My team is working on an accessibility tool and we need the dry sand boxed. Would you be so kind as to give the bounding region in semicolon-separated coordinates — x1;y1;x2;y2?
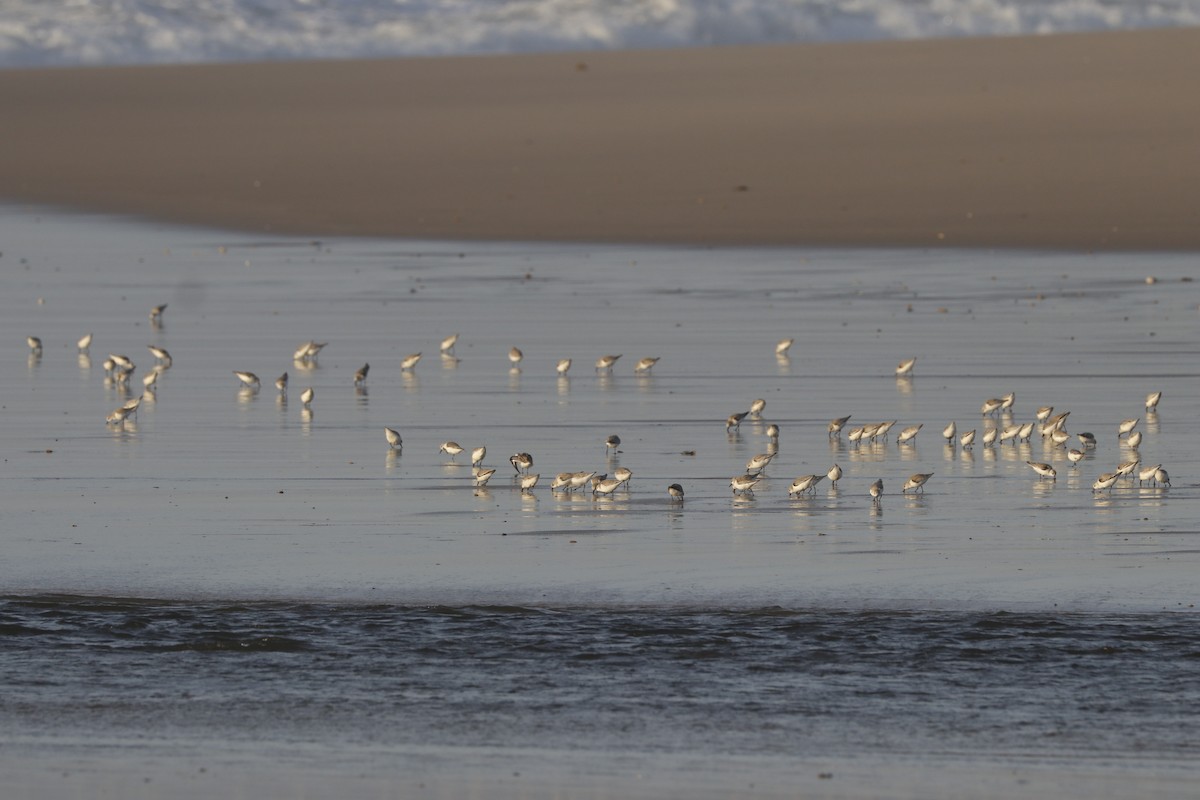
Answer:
2;28;1200;249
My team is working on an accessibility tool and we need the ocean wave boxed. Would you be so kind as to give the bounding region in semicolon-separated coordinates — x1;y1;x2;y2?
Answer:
2;0;1199;68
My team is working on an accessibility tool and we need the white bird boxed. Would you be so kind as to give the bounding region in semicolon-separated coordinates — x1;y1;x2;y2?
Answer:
439;441;465;460
605;434;621;455
592;477;623;496
1117;418;1139;438
730;474;761;495
385;427;403;450
869;478;883;502
27;336;43;354
775;338;794;356
1092;472;1120;492
726;412;749;433
634;357;660;373
1000;392;1015;412
828;415;852;437
827;463;842;487
595;354;622;372
1137;464;1161;485
520;473;540;492
354;363;369;386
440;333;459;354
1035;405;1054;422
77;333;93;352
568;471;598;492
275;372;288;392
471;446;487;467
788;474;824;495
1067;449;1086;468
1145;391;1162;412
474;468;497;487
942;421;957;444
981;398;1004;416
902;473;933;493
234;371;260;389
149;303;167;322
959;429;976;448
147;345;172;365
509;452;533;473
749;398;766;417
745;452;775;475
1027;461;1057;481
556;358;572;375
1078;432;1097;449
896;424;922;444
766;424;780;442
1154;467;1170;487
895;357;916;377
1125;431;1143;449
399;353;422;370
300;387;314;407
614;467;633;487
508;347;523;366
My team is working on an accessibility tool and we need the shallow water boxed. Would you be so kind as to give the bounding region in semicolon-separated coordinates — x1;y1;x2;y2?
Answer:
2;206;1199;795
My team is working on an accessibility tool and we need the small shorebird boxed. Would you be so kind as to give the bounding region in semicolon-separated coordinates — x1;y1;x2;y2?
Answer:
828;415;852;437
293;341;326;361
634;357;659;373
1092;472;1120;492
440;333;459;354
749;398;766;417
1041;411;1071;436
354;364;369;386
846;426;866;444
1066;448;1086;468
1017;421;1036;442
668;483;685;502
1117;418;1139;438
1049;429;1071;447
568;471;597;492
1000;392;1016;412
385;427;403;450
275;372;288;392
1035;405;1054;422
896;424;922;444
1154;467;1170;487
147;345;172;366
234;371;260;389
902;472;933;493
141;371;158;390
520;473;540;493
508;347;523;366
105;406;131;426
873;420;898;440
593;477;623;496
895;357;916;377
1137;463;1161;485
556;358;572;375
775;338;794;356
595;354;622;372
471;446;487;467
788;474;824;495
731;474;761;495
614;467;633;487
1145;391;1162;412
998;424;1021;445
474;468;497;487
300;387;314;407
981;397;1005;416
605;434;621;455
1115;459;1140;479
77;333;93;352
399;353;422;370
439;441;465;460
745;452;775;475
827;463;842;487
766;424;780;443
27;336;42;354
869;478;883;502
726;412;749;433
551;473;572;491
510;452;534;473
149;304;167;323
942;421;957;444
110;353;134;370
122;395;142;418
1078;432;1097;449
1125;431;1143;449
1027;461;1057;481
960;429;976;448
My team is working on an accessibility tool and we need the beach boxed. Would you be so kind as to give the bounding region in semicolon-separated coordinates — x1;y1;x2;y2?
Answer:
3;26;1200;800
3;28;1200;250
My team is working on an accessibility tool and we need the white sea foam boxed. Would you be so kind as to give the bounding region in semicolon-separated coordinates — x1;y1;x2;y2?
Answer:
2;0;1199;68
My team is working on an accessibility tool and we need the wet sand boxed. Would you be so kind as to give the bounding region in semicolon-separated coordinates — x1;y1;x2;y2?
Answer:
3;28;1200;250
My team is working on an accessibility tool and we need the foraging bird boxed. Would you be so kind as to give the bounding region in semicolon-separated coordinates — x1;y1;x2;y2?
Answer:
1145;391;1162;412
667;483;685;502
471;446;487;467
634;357;660;373
77;333;93;352
869;478;884;502
509;347;523;366
605;435;621;455
749;398;766;417
385;427;403;450
828;416;852;437
354;363;369;386
895;357;916;377
474;468;497;487
595;354;622;372
726;412;749;433
730;474;761;495
902;473;934;493
439;441;465;460
520;473;540;493
510;452;534;473
556;358;572;375
959;429;976;448
788;475;824;495
827;463;842;487
1026;461;1057;481
234;371;260;389
943;421;957;444
275;373;288;392
440;333;459;354
300;387;314;407
775;338;794;356
399;353;422;370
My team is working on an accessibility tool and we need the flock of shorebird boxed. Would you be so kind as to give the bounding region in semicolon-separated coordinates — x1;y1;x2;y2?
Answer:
29;323;1171;505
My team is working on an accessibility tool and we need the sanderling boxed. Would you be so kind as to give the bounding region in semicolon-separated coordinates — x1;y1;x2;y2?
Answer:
788;474;824;495
593;477;623;496
942;421;957;444
1050;429;1071;447
731;474;762;495
234;371;261;389
1137;463;1161;485
508;347;523;366
1145;391;1162;412
634;357;660;373
300;387;314;407
605;435;622;455
141;371;158;390
828;416;852;437
981;398;1005;416
471;446;487;467
873;421;898;440
827;463;843;487
1027;461;1057;481
439;441;465;460
1117;418;1139;438
551;473;572;491
745;452;775;475
105;407;130;426
614;467;633;486
556;358;572;375
1115;459;1140;479
275;373;288;392
1035;405;1054;422
776;338;794;356
354;364;369;386
440;333;459;354
149;304;167;323
569;471;598;492
1000;392;1016;412
1066;449;1085;468
749;398;766;417
766;424;780;442
895;357;916;377
1125;431;1143;449
595;354;622;372
869;478;883;502
77;333;93;352
668;483;685;501
1078;432;1097;449
1154;467;1170;487
1017;421;1036;442
474;468;497;487
960;429;976;448
293;341;326;361
399;353;422;370
998;424;1021;445
846;426;866;444
897;424;923;444
27;336;43;355
122;395;142;418
385;427;403;450
147;345;172;366
510;452;534;473
902;472;933;493
726;412;749;433
1092;472;1119;492
520;473;540;492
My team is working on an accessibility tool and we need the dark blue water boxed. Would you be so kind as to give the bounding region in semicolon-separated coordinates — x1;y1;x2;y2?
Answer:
4;595;1197;761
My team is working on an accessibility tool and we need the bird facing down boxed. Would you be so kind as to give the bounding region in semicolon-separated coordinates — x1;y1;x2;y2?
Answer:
788;474;825;495
668;483;685;501
959;429;976;448
730;474;761;495
510;452;534;473
275;373;288;392
1145;391;1162;412
902;473;933;493
439;441;465;460
895;357;916;377
634;357;660;373
726;411;749;433
605;435;621;455
556;358;572;375
749;398;766;417
595;354;622;371
828;415;852;437
869;478;884;502
942;421;957;443
520;473;540;492
300;387;314;407
471;446;487;467
776;338;794;356
827;463;842;486
474;468;497;487
1026;461;1056;481
385;427;403;450
354;363;369;386
509;347;523;365
234;371;260;389
440;333;459;354
399;353;422;370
